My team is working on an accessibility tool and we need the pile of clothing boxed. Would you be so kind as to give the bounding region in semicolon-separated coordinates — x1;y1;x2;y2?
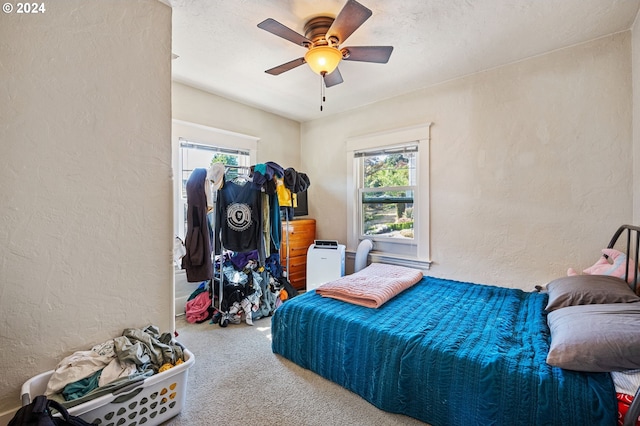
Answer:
45;325;184;408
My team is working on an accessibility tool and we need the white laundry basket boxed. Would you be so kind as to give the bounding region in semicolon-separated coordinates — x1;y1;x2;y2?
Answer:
21;347;194;426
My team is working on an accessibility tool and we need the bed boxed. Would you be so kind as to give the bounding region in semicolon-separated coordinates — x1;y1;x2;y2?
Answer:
271;225;640;426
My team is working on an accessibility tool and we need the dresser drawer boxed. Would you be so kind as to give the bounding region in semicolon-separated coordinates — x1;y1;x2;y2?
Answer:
281;235;314;250
287;255;307;270
285;259;307;290
288;273;306;290
282;225;315;242
282;218;315;234
280;243;312;260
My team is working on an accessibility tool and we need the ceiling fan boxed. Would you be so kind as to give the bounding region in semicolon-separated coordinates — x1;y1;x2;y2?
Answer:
257;0;393;88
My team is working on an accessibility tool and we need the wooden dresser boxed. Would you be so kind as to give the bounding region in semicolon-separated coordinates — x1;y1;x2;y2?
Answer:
280;218;316;291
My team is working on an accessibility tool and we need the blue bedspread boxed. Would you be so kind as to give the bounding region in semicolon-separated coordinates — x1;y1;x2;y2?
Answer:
271;276;616;425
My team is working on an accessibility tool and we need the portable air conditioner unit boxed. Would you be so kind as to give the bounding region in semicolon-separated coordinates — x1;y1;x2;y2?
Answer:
306;240;345;291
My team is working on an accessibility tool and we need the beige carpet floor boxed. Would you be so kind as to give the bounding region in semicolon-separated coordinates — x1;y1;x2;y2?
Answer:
161;315;427;426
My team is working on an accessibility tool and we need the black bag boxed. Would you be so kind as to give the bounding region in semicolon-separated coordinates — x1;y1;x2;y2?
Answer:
277;276;299;299
8;395;96;426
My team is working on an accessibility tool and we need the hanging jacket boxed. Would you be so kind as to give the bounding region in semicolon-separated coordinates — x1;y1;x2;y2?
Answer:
182;168;213;282
284;167;311;193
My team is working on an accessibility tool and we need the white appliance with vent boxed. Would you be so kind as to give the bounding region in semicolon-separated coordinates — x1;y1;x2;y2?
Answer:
306;240;346;291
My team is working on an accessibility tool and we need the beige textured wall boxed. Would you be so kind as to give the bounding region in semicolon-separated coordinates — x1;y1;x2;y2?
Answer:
302;32;633;290
0;0;172;417
172;82;301;168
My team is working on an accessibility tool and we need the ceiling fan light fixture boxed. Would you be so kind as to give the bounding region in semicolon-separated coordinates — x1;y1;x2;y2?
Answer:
304;46;342;75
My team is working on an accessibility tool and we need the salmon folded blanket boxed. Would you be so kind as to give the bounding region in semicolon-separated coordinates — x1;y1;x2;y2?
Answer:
315;262;423;308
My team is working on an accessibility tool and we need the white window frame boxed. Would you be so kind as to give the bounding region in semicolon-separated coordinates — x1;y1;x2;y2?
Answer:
172;120;258;243
356;144;418;243
177;140;251;240
346;123;432;268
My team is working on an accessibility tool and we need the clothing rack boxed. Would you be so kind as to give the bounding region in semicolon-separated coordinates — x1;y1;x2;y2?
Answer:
183;162;306;328
213;164;257;327
220;164;298;282
211;164;281;328
224;164;252;182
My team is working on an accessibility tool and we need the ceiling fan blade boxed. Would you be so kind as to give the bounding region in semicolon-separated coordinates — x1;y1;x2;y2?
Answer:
257;18;311;47
326;0;372;44
323;68;343;87
265;57;306;75
342;46;393;63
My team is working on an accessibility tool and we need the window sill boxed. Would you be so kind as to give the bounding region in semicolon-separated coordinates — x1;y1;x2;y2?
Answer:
359;236;416;245
345;250;431;271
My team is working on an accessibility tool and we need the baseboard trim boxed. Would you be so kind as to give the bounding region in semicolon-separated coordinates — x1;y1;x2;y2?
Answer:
1;407;18;425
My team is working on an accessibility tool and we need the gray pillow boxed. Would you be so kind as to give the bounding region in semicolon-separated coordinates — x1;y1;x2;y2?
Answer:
545;275;639;312
547;303;640;372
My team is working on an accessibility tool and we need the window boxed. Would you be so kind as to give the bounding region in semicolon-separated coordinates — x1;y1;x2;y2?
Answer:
172;120;258;272
357;145;417;240
177;140;250;240
346;123;431;268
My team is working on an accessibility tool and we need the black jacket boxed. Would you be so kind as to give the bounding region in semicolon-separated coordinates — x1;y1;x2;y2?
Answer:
182;168;213;282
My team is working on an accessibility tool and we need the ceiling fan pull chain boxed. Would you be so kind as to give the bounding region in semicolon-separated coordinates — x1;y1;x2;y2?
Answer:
320;73;325;111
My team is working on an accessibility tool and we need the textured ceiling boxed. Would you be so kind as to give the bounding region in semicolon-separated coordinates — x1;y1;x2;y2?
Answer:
170;0;640;123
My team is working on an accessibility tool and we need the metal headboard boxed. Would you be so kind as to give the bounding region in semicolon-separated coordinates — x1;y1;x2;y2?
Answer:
609;225;640;426
606;224;640;294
